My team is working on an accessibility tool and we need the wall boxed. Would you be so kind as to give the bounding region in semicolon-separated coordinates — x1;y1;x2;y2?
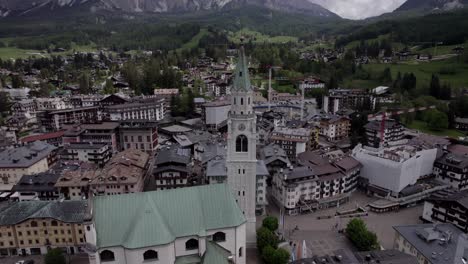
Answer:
205;105;230;125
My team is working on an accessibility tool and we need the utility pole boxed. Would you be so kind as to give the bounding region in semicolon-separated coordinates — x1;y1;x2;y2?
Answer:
268;67;272;111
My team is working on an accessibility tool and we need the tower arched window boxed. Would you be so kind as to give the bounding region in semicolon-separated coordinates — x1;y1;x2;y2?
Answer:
248;97;250;105
241;98;244;105
236;135;248;152
234;97;236;104
100;250;115;262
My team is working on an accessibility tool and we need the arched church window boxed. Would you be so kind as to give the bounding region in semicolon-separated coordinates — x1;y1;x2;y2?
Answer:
241;98;244;105
236;135;248;152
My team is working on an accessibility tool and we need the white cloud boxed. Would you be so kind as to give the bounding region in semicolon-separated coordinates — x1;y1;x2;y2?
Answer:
310;0;407;19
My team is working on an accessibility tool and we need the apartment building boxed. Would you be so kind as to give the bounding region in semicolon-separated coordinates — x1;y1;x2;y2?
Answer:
272;153;361;215
365;119;405;149
118;120;158;153
0;200;87;256
421;190;468;232
105;100;165;121
61;142;112;167
433;152;468;190
319;115;351;142
0;141;57;191
37;107;100;132
393;223;468;264
270;127;311;163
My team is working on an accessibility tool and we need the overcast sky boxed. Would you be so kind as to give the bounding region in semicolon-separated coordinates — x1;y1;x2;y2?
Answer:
310;0;407;19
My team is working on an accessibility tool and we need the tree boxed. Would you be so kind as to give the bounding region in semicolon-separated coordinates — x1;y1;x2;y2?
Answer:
327;76;338;90
346;218;379;251
262;245;290;264
430;74;441;99
257;227;278;252
0;92;11;114
79;73;91;94
11;74;24;88
425;109;449;131
262;216;279;232
44;248;66;264
103;79;116;95
380;67;392;84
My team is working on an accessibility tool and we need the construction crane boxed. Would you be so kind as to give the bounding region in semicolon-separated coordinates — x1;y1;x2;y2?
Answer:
367;105;437;144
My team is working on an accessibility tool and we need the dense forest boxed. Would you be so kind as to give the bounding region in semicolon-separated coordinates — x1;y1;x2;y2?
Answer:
336;9;468;47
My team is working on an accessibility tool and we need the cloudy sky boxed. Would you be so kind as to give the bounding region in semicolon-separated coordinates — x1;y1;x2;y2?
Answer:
310;0;407;19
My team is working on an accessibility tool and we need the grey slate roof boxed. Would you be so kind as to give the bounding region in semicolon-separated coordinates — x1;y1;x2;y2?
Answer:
393;223;468;264
12;172;61;192
155;146;191;166
0;200;88;225
354;249;418;264
0;141;56;168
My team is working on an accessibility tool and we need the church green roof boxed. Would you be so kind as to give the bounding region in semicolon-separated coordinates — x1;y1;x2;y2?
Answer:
93;184;245;249
232;46;252;92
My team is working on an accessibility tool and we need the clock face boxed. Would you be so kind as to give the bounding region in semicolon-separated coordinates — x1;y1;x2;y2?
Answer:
238;124;246;131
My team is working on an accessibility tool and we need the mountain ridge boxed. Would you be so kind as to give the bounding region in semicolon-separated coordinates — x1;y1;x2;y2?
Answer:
395;0;468;12
0;0;339;18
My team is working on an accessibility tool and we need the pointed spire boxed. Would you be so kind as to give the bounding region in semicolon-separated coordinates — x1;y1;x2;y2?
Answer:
233;41;252;92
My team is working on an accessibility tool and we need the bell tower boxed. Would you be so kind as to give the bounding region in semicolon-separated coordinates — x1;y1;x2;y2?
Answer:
226;43;257;245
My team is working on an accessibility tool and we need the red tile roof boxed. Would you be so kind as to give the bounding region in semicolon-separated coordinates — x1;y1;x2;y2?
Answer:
21;130;65;143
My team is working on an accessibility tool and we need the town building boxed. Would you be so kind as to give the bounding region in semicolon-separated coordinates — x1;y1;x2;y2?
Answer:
422;190;468;233
11;171;61;201
119;120;159;153
433;152;468;190
455;117;468;131
0;141;57;191
85;184;246;264
105;100;165;121
21;130;66;147
393;223;468;264
58;149;149;199
323;89;376;114
35;98;69;111
354;250;418;264
353;144;438;196
365;120;405;149
152;146;192;190
79;122;120;153
0;200;87;256
154;88;180;99
271;127;311;163
298;77;325;91
203;100;230;132
61;142;112;167
37;106;100;132
225;46;258;245
319;115;351;142
259;144;291;177
272;153;361;215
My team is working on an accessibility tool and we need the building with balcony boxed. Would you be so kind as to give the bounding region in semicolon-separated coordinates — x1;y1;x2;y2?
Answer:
105;100;165;122
152;146;192;190
61;143;112;167
37;107;100;132
421;190;468;232
0;200;88;256
84;184;246;264
365;119;405;149
433;152;468;191
118;120;158;153
270;127;312;163
0;141;57;191
319;115;351;142
271;153;361;215
11;172;61;201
